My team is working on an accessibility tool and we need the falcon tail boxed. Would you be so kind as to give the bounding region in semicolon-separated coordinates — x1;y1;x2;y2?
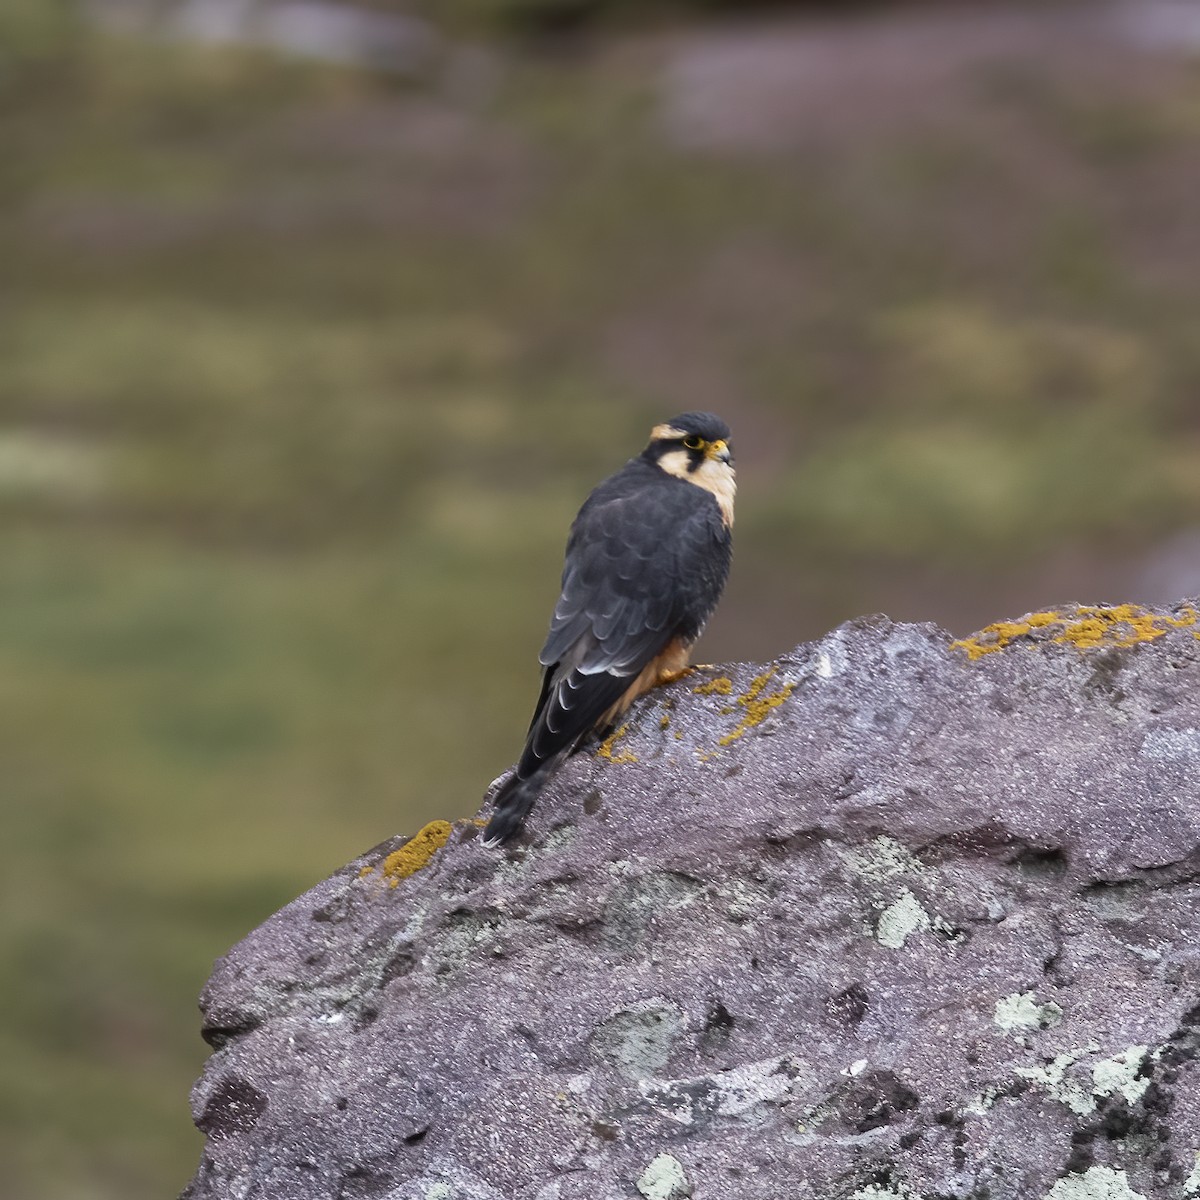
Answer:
480;753;569;847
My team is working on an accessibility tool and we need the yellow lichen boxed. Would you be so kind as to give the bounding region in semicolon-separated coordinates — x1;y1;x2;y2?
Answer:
1024;612;1063;627
950;610;1063;660
951;604;1198;661
377;820;453;887
692;675;734;695
596;723;638;764
659;713;671;730
1059;603;1198;649
716;667;797;747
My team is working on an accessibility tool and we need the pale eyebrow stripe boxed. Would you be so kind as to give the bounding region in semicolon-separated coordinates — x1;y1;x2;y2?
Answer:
650;424;688;441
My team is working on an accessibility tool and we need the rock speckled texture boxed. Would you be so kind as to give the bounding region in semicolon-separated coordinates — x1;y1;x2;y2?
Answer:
184;604;1200;1200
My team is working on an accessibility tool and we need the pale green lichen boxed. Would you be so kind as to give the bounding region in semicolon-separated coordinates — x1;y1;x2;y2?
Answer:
876;889;931;949
1015;1046;1100;1116
636;1154;689;1200
844;836;925;882
994;991;1064;1033
851;1186;921;1200
640;1054;806;1127
593;1002;685;1081
1092;1045;1151;1105
1185;1152;1200;1196
1013;1042;1157;1119
1043;1166;1146;1200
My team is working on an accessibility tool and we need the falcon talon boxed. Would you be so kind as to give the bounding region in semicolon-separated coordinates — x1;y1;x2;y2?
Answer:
481;413;735;846
656;667;694;685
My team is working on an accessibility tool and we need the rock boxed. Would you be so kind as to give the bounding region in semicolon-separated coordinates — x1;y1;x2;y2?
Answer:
183;601;1200;1200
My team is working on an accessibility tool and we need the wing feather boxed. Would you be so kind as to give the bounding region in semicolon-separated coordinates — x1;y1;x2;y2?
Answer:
513;460;730;781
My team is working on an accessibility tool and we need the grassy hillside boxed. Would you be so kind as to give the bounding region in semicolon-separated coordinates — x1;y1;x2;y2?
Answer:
3;7;1200;1196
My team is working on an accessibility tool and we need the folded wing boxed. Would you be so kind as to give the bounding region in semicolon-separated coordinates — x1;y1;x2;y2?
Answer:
516;470;729;778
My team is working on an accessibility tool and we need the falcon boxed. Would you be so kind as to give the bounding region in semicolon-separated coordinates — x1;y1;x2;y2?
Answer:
482;412;735;846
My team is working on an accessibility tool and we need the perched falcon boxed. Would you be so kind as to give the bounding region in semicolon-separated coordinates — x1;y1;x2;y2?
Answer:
483;412;735;846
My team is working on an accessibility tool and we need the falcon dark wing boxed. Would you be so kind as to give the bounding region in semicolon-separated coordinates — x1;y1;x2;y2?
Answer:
483;413;734;846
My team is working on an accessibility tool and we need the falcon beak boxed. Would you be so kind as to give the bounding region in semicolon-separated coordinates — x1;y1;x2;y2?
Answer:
707;439;732;465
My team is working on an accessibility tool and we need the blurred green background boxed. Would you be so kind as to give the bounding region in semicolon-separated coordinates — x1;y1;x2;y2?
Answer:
4;0;1200;1195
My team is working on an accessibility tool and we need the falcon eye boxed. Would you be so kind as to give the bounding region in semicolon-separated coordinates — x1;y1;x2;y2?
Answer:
682;435;705;451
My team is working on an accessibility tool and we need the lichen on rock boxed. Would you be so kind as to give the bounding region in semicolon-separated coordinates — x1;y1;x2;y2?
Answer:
950;602;1199;660
371;819;454;886
874;888;932;949
1043;1166;1146;1200
636;1153;690;1200
994;991;1064;1035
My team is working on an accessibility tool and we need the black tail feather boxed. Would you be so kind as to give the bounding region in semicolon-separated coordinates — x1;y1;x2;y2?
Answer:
481;774;538;846
481;752;569;846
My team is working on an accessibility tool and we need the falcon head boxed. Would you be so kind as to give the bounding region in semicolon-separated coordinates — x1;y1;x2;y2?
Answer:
645;412;733;471
643;411;736;524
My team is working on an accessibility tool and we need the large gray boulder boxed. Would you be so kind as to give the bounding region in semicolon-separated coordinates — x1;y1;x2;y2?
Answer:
182;602;1200;1200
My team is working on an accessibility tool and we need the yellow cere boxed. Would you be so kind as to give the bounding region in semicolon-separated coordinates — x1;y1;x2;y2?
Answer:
368;820;453;887
950;604;1199;662
596;723;638;764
